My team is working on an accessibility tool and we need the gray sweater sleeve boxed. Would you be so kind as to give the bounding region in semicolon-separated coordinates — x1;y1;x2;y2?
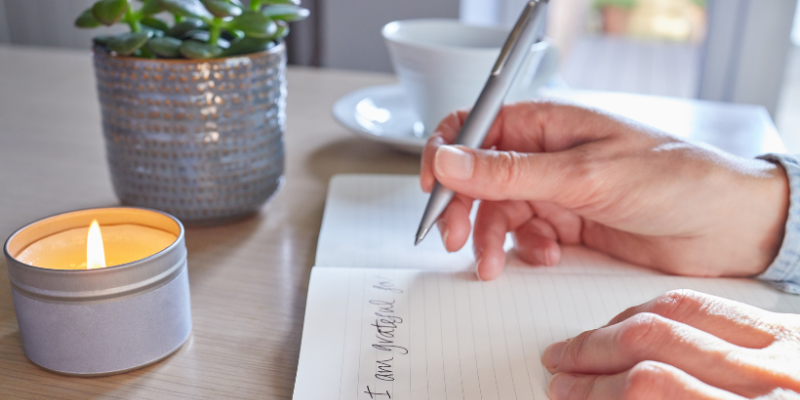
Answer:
756;154;800;294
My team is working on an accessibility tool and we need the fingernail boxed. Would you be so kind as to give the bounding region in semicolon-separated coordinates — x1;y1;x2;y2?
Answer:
542;341;567;370
435;145;474;181
548;373;576;400
437;220;450;251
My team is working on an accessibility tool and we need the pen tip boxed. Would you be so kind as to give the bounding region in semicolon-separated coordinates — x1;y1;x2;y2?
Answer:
414;226;429;246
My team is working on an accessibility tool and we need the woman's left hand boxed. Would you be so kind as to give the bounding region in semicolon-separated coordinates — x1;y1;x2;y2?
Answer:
543;289;800;400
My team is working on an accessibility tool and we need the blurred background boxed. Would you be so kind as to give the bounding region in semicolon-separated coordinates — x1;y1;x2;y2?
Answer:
0;0;798;151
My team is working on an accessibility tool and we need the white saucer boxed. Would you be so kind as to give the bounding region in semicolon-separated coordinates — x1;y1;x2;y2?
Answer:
332;84;427;154
331;82;551;154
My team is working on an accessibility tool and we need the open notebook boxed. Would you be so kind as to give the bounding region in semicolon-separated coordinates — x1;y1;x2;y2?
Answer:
294;174;800;400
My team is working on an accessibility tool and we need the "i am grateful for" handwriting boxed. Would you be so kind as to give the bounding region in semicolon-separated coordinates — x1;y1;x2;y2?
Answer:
369;277;408;383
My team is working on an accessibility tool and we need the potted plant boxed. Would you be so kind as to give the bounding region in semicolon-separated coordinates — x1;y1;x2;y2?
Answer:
76;0;308;225
593;0;637;35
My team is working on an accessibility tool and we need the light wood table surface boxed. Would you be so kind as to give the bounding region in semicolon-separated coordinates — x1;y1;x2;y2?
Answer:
0;45;417;400
0;45;785;399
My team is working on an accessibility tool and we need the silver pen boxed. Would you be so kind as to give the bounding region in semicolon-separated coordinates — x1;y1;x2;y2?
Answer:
415;0;549;245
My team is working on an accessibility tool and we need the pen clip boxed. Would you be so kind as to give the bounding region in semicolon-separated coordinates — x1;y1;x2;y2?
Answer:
491;0;541;76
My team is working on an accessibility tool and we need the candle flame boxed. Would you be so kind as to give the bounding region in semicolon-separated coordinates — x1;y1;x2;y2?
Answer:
86;219;106;269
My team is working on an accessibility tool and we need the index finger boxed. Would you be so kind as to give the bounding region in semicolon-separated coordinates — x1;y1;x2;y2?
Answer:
421;102;626;193
541;313;764;397
605;290;776;349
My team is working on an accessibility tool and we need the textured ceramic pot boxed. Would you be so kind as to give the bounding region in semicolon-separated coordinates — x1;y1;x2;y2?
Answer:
93;43;287;226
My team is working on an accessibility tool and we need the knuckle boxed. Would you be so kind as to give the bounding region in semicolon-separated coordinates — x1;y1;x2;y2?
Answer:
773;316;800;342
489;150;527;191
624;361;677;400
617;313;669;357
568;150;603;185
559;150;607;207
651;289;704;320
562;330;597;369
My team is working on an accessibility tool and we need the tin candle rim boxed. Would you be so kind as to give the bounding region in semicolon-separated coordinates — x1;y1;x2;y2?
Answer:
4;207;186;301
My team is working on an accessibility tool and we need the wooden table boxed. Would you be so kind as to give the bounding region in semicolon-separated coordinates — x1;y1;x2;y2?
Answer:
0;45;785;399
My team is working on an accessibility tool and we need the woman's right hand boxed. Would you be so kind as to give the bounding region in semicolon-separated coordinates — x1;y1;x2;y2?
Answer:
420;102;789;281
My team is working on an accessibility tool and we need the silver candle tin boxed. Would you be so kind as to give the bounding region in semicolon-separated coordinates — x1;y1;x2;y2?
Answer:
3;207;192;376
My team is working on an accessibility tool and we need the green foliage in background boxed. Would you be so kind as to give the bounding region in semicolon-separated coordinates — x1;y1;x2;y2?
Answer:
76;0;309;59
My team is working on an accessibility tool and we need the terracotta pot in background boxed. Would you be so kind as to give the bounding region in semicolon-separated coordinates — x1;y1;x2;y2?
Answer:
601;6;631;35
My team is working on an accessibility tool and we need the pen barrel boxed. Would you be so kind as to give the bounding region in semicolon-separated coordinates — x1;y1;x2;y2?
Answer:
455;0;548;149
418;182;455;237
416;1;548;244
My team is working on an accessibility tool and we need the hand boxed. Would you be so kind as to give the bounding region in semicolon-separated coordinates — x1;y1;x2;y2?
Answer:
420;102;790;281
541;290;800;399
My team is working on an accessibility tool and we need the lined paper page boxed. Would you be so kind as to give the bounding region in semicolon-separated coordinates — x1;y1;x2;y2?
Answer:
294;266;800;400
316;174;656;275
315;174;477;270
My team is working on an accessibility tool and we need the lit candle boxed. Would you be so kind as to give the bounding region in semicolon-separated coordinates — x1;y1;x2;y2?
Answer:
4;207;192;376
14;220;177;270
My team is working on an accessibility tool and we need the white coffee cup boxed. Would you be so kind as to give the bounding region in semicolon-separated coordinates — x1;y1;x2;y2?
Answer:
382;19;559;135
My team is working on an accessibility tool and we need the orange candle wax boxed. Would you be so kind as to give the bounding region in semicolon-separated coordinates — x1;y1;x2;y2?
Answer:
16;223;177;270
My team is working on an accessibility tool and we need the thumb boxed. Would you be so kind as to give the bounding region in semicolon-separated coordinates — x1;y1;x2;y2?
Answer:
433;145;585;205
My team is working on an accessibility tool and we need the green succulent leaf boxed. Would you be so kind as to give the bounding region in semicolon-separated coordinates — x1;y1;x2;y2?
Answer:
142;25;166;37
201;0;243;18
264;0;300;5
221;29;245;41
273;19;289;39
92;0;129;26
165;18;207;38
228;10;277;39
159;0;213;21
146;36;183;57
188;30;231;48
92;35;115;46
75;8;101;28
82;0;306;58
141;16;170;31
261;4;308;21
139;0;166;15
107;31;153;55
221;36;275;57
179;40;223;58
138;46;158;58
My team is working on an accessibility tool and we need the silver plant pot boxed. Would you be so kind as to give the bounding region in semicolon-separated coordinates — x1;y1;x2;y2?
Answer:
93;43;287;226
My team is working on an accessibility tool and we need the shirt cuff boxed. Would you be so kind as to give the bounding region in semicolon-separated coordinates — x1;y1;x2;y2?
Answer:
756;153;800;294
